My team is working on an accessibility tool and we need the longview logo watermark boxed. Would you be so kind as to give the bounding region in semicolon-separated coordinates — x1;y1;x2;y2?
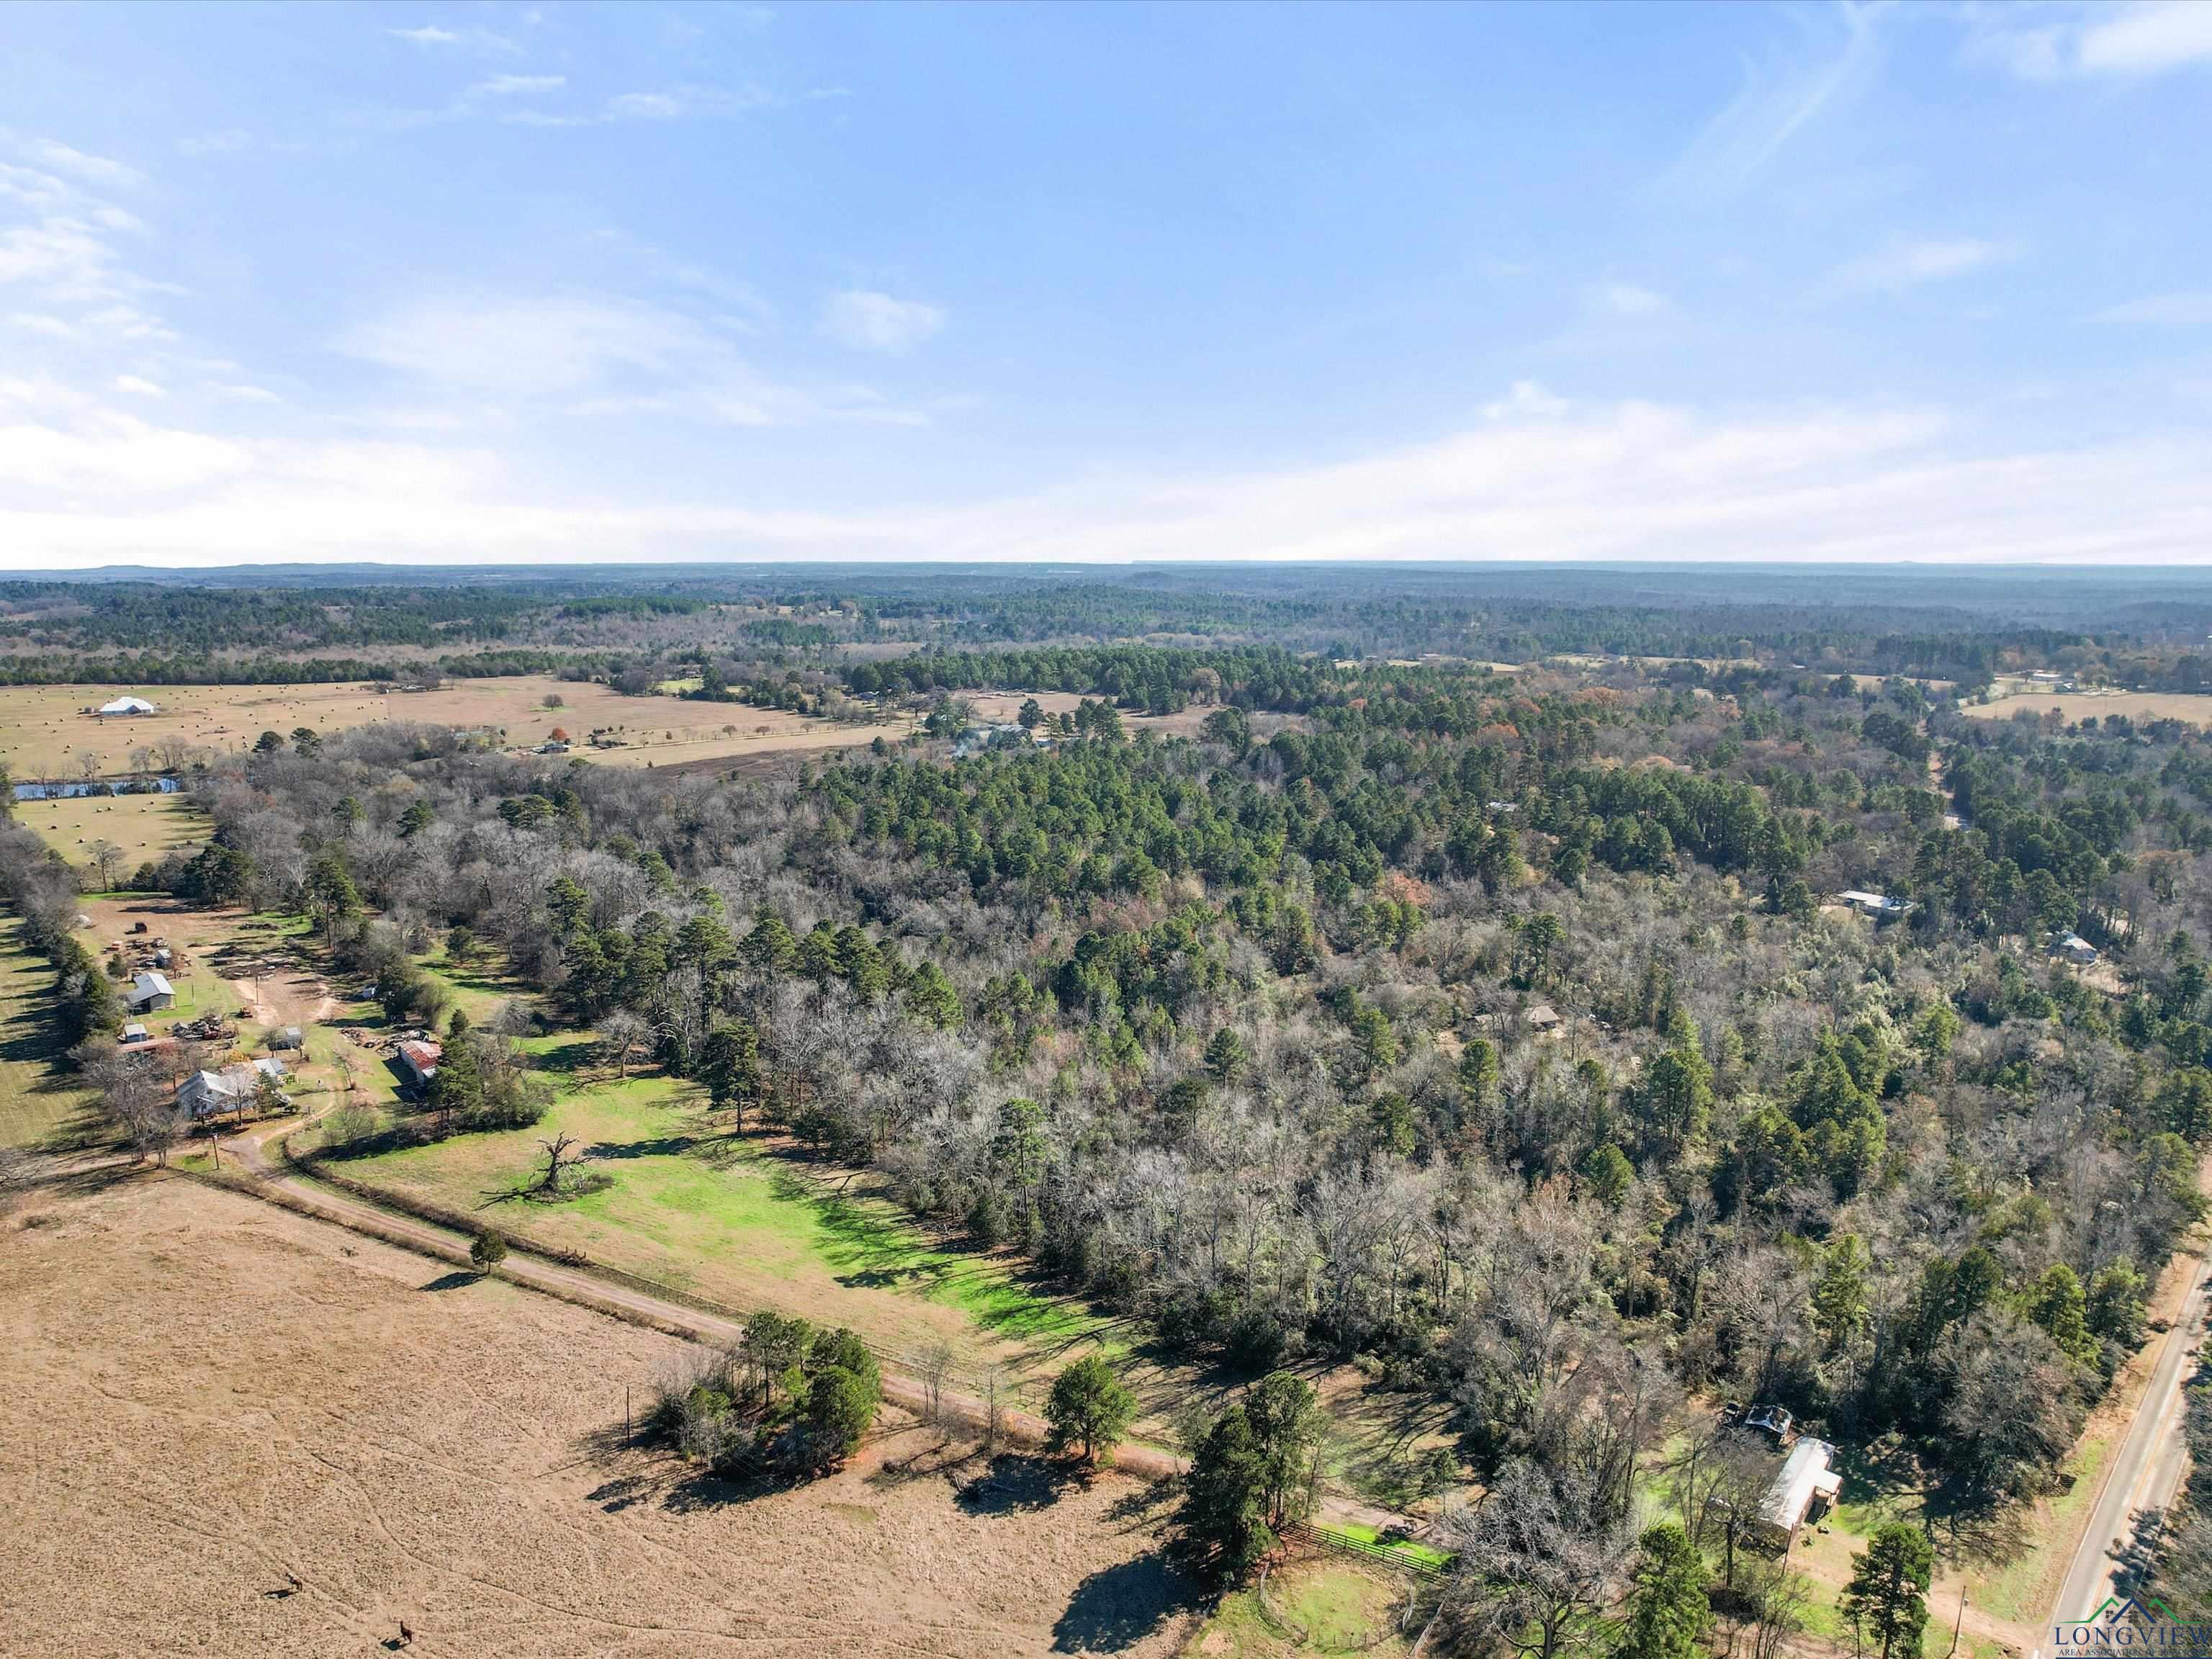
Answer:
2052;1595;2212;1655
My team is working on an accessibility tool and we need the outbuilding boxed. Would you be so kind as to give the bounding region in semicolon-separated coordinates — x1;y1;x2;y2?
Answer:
2053;930;2100;966
1753;1437;1842;1549
397;1038;443;1087
127;971;175;1012
96;696;158;718
1838;890;1909;922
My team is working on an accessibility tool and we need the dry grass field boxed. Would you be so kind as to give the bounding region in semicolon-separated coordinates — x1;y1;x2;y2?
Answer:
0;678;1216;782
0;1173;1200;1659
0;677;891;779
1965;690;2212;727
14;792;210;878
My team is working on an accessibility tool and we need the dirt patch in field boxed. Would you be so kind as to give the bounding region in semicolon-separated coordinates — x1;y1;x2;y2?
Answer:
0;1173;1199;1658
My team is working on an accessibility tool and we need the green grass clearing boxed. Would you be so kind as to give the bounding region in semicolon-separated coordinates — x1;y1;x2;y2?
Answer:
315;1067;1127;1406
0;920;104;1151
1187;1560;1412;1656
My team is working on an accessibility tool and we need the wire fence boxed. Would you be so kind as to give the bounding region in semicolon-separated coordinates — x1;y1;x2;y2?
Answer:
282;1135;1064;1416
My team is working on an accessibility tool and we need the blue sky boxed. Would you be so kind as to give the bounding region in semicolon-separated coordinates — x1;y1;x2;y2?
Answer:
1;1;2210;567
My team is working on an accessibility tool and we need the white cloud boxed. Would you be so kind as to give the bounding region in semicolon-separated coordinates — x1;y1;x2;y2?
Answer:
217;383;283;404
387;24;462;47
1975;2;2212;79
473;73;565;97
821;289;945;353
1593;282;1670;318
1831;238;2013;293
6;387;2211;569
114;374;164;397
606;91;685;121
18;140;143;190
2098;292;2212;328
0;391;249;496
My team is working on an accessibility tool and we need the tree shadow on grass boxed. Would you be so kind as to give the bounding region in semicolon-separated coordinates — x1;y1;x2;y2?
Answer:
1051;1552;1200;1653
588;1134;698;1161
529;1038;600;1076
418;1270;477;1292
954;1454;1073;1515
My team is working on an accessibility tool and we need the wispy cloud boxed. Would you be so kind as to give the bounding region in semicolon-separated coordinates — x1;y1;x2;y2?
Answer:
17;138;143;190
176;129;251;157
822;289;945;353
1663;4;1882;199
1592;282;1671;318
2097;292;2212;327
340;289;922;425
114;374;164;397
1830;237;2015;294
387;24;462;48
1974;1;2212;80
472;73;565;98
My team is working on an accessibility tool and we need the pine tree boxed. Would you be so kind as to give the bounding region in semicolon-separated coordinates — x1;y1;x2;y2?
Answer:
1172;1405;1273;1583
1043;1356;1138;1466
1614;1522;1709;1659
1841;1524;1933;1659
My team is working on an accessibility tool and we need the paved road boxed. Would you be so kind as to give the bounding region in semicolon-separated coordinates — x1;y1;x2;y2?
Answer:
2033;1232;2212;1657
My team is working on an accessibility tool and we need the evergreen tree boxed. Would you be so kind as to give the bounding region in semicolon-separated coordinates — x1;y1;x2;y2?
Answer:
1841;1524;1933;1659
1043;1356;1138;1466
1172;1405;1273;1583
1614;1522;1709;1659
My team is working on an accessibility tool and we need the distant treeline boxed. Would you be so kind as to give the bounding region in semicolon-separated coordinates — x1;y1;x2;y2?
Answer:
0;649;593;686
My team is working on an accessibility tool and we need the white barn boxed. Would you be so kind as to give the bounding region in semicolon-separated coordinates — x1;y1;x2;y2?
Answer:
96;696;158;718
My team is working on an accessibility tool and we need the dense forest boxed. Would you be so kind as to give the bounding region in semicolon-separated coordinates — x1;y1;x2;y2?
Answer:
15;564;2212;691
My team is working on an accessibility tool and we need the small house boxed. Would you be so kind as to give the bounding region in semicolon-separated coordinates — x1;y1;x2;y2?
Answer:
176;1057;286;1120
120;1022;150;1046
96;695;158;718
269;1025;305;1051
128;971;175;1012
397;1038;443;1087
1838;890;1908;922
1753;1437;1841;1549
1525;1003;1563;1033
2053;931;2100;966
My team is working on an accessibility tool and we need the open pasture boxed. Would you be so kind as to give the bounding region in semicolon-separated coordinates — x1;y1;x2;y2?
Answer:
14;791;209;877
1965;689;2212;727
0;1173;1197;1658
0;677;891;780
0;677;1217;784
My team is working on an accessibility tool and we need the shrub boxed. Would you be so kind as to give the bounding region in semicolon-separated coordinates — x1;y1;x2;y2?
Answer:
469;1227;508;1272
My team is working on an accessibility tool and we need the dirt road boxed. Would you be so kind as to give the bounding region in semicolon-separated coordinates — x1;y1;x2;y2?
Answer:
2033;1231;2212;1656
